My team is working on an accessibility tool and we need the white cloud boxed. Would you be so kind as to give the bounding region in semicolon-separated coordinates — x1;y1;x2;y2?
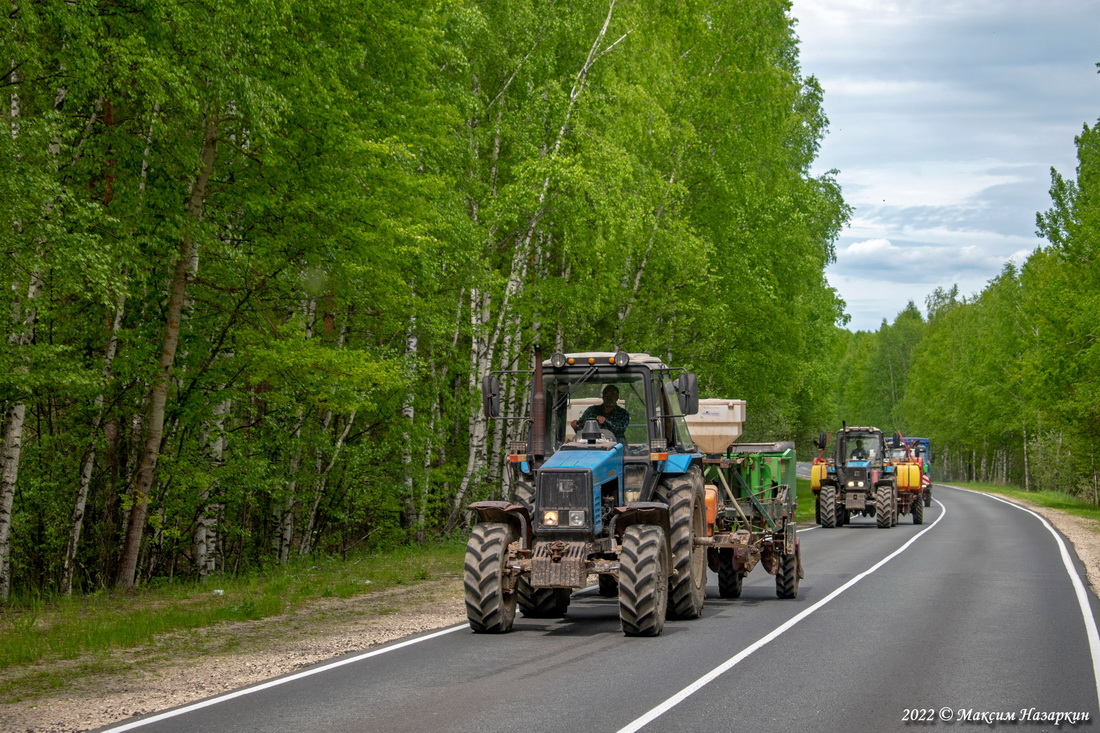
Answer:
788;0;1100;331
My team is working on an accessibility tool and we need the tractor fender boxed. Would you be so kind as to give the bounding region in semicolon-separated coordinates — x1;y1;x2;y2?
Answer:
468;500;532;549
658;453;700;476
609;501;671;539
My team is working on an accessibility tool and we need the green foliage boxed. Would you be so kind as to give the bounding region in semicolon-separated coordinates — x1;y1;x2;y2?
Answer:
1;0;851;594
829;117;1100;503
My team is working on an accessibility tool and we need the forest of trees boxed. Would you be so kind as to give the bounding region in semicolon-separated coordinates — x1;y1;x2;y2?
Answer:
832;116;1099;502
0;1;851;596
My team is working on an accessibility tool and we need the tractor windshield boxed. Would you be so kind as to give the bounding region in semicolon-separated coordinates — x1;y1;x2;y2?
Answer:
544;372;649;452
841;431;879;463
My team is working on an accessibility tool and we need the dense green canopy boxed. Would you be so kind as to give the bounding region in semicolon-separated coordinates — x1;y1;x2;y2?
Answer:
0;0;851;594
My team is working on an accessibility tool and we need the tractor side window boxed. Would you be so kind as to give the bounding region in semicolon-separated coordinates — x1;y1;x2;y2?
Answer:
659;374;694;451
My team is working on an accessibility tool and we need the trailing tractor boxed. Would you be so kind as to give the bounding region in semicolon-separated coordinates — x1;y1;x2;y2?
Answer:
466;348;708;636
904;437;934;507
811;426;901;528
888;434;932;523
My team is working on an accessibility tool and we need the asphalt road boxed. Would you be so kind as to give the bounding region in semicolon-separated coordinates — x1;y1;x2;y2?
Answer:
101;485;1100;733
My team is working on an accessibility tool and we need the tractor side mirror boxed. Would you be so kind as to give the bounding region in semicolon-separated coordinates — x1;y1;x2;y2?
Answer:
675;372;699;415
481;375;501;418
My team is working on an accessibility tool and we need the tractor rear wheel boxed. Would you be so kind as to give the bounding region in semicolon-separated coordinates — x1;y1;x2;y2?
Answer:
656;471;707;620
912;494;925;524
597;574;618;597
618;524;669;636
464;523;517;633
875;486;892;528
512;478;535;514
776;541;801;599
819;485;837;528
717;549;744;598
516;577;570;618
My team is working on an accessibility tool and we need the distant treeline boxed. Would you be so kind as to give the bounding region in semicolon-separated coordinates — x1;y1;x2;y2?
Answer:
831;118;1099;502
0;1;849;596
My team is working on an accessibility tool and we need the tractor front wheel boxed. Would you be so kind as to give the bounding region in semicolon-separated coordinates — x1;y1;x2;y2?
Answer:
464;523;518;633
819;485;837;528
618;524;669;636
875;486;893;528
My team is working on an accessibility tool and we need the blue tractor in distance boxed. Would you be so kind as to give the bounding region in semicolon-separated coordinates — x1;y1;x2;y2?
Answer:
467;347;707;636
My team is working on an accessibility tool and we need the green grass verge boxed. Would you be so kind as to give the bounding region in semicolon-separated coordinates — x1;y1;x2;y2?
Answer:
795;477;816;523
944;481;1100;524
0;540;465;674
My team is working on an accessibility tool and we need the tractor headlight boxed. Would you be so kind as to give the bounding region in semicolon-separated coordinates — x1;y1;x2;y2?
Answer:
568;511;586;527
857;481;865;487
847;481;855;487
550;352;567;368
542;510;559;526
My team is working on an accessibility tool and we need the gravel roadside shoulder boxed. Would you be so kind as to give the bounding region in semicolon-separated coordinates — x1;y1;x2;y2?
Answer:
3;490;1097;733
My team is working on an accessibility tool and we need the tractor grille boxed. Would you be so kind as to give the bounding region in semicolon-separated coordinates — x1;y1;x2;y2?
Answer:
538;470;591;510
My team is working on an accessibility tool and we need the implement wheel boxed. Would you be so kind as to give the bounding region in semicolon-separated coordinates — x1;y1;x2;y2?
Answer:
776;541;801;599
597;574;618;597
464;523;517;633
912;494;925;524
717;549;744;598
516;577;570;618
656;470;707;620
819;485;837;528
619;524;669;636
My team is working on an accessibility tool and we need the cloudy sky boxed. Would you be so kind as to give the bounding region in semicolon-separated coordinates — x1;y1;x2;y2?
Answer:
790;0;1100;331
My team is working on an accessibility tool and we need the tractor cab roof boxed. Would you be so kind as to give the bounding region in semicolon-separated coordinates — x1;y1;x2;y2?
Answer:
542;351;671;371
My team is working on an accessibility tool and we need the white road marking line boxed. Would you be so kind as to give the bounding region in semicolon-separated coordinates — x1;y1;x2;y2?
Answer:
100;624;468;732
944;484;1100;710
617;499;948;733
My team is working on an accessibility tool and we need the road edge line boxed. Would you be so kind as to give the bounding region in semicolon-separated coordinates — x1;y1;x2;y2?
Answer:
942;484;1100;711
616;499;948;733
99;624;468;732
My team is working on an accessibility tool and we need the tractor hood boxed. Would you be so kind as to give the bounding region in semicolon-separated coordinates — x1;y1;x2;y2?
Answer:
542;441;623;486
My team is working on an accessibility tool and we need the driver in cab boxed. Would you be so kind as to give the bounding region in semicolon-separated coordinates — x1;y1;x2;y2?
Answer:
849;439;869;461
571;385;629;444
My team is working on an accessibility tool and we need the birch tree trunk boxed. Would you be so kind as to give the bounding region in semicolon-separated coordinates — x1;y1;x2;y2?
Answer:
61;293;125;594
446;4;630;531
299;410;356;556
194;397;229;579
115;117;218;589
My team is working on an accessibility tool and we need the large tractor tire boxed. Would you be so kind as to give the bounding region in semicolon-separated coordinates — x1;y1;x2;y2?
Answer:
512;478;535;514
912;494;925;524
618;524;669;636
597;574;619;597
516;577;571;618
464;522;518;633
656;470;707;620
776;540;801;599
875;485;893;528
818;485;837;528
717;549;744;598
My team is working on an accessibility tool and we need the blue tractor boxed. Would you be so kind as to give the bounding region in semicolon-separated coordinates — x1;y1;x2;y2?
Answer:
467;348;707;636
